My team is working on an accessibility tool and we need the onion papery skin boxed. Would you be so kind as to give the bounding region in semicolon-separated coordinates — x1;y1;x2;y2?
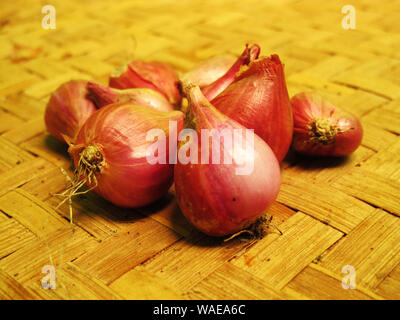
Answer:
69;103;184;208
201;44;261;101
291;92;363;157
44;80;97;143
109;61;181;107
87;81;174;112
210;55;293;163
180;54;237;88
174;85;281;237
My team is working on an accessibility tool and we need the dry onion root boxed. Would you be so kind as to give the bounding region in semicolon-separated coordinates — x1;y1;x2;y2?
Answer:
223;215;283;242
52;147;103;224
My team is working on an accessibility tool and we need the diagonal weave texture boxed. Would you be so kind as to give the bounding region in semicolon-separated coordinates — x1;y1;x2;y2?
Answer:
0;0;400;300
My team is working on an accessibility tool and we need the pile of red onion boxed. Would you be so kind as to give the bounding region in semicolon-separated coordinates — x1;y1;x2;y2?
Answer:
44;43;363;237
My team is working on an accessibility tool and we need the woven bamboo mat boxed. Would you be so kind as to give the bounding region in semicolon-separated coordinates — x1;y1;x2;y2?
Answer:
0;0;400;300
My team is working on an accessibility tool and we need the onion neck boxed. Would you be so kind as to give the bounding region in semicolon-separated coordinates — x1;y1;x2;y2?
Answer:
182;83;201;129
202;44;260;101
308;118;337;145
183;83;223;130
87;82;117;108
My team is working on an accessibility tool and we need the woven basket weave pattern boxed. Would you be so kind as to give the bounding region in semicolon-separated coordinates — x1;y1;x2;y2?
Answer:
0;0;399;300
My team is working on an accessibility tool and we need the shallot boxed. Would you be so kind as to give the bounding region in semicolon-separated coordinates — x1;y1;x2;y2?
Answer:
291;92;363;156
174;84;281;237
211;54;293;162
68;103;184;208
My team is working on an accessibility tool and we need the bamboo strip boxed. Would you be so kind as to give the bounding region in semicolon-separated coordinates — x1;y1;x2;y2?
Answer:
230;212;343;289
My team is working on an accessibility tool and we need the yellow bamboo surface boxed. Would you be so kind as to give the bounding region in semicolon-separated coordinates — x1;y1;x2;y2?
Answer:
0;0;400;300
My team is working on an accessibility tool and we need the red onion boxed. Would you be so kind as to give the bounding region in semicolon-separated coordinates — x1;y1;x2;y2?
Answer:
44;80;97;143
201;44;260;101
291;92;363;156
68;103;184;207
87;81;174;112
210;54;293;162
109;61;181;106
180;53;237;88
174;84;281;237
